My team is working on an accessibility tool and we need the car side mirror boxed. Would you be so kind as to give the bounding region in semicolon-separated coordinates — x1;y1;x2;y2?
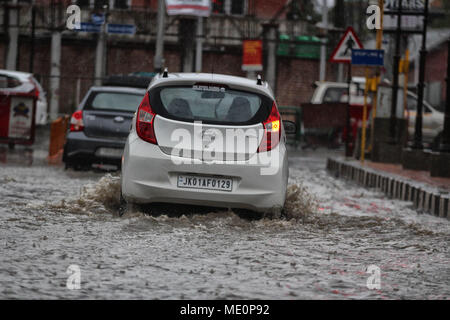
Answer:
283;120;296;135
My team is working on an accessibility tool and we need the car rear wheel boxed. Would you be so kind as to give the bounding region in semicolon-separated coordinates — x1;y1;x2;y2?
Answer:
119;189;128;217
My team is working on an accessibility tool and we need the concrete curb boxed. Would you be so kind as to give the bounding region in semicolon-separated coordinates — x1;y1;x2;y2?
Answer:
326;158;450;219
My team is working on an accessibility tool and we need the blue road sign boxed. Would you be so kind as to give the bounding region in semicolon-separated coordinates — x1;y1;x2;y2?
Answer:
91;14;105;25
76;22;101;33
75;23;136;35
107;24;136;35
351;49;384;67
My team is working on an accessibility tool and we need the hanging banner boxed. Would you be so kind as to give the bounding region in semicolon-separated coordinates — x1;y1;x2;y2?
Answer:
242;40;263;72
165;0;211;17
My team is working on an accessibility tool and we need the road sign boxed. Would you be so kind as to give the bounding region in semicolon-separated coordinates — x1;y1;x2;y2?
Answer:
77;22;101;33
330;27;363;63
91;13;105;25
107;24;136;35
351;49;384;67
75;23;136;35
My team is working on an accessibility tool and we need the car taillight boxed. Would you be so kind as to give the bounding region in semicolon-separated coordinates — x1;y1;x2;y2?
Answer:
28;77;40;98
70;110;84;132
136;92;157;145
257;102;281;153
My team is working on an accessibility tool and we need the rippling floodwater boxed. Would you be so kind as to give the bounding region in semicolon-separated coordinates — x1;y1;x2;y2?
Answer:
0;141;449;299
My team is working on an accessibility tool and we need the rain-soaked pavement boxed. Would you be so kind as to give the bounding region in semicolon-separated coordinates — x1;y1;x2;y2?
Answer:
0;127;449;299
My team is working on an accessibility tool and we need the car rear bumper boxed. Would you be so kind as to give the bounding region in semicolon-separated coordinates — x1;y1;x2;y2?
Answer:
121;134;289;212
63;131;126;165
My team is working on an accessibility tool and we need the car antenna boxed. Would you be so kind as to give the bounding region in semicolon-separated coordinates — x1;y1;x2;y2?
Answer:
256;74;263;85
162;67;168;78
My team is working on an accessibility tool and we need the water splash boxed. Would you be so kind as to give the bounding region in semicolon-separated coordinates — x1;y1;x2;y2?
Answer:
48;174;121;215
283;184;318;220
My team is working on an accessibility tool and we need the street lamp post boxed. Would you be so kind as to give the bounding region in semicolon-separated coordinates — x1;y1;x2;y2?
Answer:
389;0;402;143
412;0;429;150
441;37;450;152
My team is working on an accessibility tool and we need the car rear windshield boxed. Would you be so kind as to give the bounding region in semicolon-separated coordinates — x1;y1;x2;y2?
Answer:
84;91;144;112
149;85;272;125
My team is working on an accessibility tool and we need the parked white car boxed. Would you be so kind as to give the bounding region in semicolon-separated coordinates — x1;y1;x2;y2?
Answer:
0;69;48;125
404;91;444;145
311;79;371;106
120;72;295;216
311;80;444;145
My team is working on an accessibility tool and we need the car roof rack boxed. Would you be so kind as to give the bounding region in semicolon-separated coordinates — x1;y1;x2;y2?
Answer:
162;68;168;78
102;74;154;89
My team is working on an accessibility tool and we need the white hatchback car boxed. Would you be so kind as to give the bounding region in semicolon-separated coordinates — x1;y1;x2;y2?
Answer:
120;72;295;215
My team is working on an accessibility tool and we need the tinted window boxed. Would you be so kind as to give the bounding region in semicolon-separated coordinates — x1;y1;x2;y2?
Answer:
407;96;432;113
151;85;271;125
323;88;347;103
85;92;143;112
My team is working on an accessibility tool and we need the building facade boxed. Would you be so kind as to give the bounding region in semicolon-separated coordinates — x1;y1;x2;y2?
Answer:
0;0;334;114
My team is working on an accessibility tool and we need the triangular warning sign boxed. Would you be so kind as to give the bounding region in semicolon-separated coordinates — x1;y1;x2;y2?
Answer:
330;27;363;63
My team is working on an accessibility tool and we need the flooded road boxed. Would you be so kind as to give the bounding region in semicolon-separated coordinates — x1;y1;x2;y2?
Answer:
0;132;449;299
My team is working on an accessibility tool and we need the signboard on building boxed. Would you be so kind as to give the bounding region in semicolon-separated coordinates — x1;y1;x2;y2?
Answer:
383;0;425;31
242;40;263;71
165;0;211;17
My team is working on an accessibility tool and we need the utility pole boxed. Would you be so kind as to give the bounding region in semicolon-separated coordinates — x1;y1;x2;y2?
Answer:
49;0;61;120
335;0;344;82
319;0;328;81
345;61;352;157
369;0;384;153
154;0;166;73
180;18;196;72
412;0;430;150
95;5;109;86
263;23;278;92
195;17;203;73
389;0;402;143
6;0;19;70
29;4;36;73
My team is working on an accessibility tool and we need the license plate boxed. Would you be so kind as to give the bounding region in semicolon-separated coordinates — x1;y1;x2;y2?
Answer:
95;147;123;158
177;175;233;192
